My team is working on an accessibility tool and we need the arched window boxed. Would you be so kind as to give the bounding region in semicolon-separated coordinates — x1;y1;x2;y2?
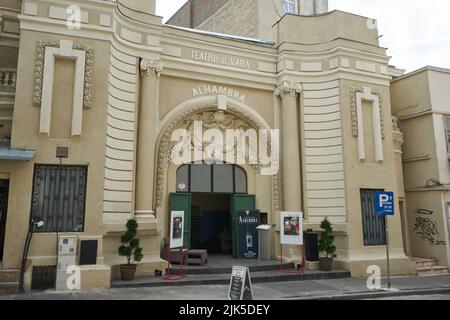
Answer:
176;163;247;194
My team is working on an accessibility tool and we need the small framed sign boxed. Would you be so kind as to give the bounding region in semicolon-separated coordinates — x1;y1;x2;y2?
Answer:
170;211;184;249
228;266;254;300
280;212;303;245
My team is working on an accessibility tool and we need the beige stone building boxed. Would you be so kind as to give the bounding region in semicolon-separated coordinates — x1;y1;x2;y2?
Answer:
391;66;450;272
0;0;417;291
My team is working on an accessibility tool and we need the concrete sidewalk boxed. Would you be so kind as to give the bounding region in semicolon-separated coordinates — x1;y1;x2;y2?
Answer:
1;274;449;300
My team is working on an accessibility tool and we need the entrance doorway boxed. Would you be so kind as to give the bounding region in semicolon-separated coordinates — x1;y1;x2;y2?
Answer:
0;179;9;261
191;193;232;254
170;163;257;258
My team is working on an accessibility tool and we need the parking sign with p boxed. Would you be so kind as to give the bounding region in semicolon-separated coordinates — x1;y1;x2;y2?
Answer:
375;192;395;216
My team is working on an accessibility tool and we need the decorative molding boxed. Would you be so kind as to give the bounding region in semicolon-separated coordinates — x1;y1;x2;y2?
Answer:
392;115;400;131
275;81;302;99
350;87;385;139
0;68;16;92
33;40;94;107
155;104;279;210
350;86;384;162
140;59;163;77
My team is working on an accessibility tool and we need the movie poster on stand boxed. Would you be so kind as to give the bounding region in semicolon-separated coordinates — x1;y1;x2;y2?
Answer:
170;211;184;249
280;212;303;245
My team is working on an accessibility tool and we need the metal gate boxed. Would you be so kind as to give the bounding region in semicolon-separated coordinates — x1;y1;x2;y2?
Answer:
360;189;386;246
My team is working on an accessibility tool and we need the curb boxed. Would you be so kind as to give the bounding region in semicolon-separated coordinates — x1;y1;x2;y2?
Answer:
293;287;450;300
111;271;351;289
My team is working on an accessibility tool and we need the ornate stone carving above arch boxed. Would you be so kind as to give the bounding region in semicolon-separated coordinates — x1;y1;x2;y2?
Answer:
155;98;280;211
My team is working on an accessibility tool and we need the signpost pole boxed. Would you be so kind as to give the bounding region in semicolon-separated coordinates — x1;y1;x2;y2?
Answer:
375;192;395;291
385;215;391;290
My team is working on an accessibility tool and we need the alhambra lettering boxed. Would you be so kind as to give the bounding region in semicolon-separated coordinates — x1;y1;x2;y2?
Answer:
193;85;246;103
239;216;258;224
191;50;251;69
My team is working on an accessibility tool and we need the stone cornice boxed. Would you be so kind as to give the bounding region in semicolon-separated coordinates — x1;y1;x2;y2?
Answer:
140;59;163;77
275;81;302;98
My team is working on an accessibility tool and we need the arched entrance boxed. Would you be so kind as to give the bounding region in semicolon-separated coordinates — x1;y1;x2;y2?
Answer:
155;97;279;259
173;162;250;255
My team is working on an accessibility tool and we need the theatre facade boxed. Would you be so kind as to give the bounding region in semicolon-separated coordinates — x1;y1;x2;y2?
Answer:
0;0;417;290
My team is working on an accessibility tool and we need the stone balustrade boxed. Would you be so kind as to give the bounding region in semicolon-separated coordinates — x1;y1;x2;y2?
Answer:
0;68;17;92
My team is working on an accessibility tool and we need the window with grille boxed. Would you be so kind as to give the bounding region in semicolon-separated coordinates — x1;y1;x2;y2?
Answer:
360;189;386;246
31;165;87;233
283;0;296;13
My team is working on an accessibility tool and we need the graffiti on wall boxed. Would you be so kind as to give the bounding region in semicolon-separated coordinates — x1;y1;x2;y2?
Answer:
414;217;446;246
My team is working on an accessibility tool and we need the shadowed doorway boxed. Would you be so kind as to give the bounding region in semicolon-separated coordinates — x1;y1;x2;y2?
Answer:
174;163;251;256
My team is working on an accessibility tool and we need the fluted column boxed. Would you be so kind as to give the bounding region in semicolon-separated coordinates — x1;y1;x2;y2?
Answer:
134;59;163;227
276;81;303;212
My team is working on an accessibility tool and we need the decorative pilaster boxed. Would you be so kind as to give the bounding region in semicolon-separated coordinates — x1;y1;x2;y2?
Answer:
276;81;303;212
275;81;302;99
139;59;163;77
134;59;163;229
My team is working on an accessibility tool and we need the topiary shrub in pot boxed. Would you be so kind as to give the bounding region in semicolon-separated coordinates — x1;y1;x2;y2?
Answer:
318;218;337;271
118;219;144;281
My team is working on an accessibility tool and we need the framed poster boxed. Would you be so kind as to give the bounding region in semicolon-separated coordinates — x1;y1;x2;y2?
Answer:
170;211;184;249
280;212;303;245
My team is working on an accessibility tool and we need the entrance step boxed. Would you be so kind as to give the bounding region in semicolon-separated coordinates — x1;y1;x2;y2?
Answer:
0;282;19;295
412;257;449;276
0;269;20;283
167;262;296;275
417;266;450;276
111;269;351;289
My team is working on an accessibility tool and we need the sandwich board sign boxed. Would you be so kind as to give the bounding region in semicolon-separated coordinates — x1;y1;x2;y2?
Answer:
228;266;254;300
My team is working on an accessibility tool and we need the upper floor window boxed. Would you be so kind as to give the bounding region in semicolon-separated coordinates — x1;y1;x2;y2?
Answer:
283;0;297;14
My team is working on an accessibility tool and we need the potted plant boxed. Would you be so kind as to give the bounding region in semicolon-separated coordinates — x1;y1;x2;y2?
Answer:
318;218;337;271
118;219;144;281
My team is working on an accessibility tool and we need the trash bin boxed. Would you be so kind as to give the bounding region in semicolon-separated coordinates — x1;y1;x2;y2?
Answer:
256;225;273;260
304;230;319;262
